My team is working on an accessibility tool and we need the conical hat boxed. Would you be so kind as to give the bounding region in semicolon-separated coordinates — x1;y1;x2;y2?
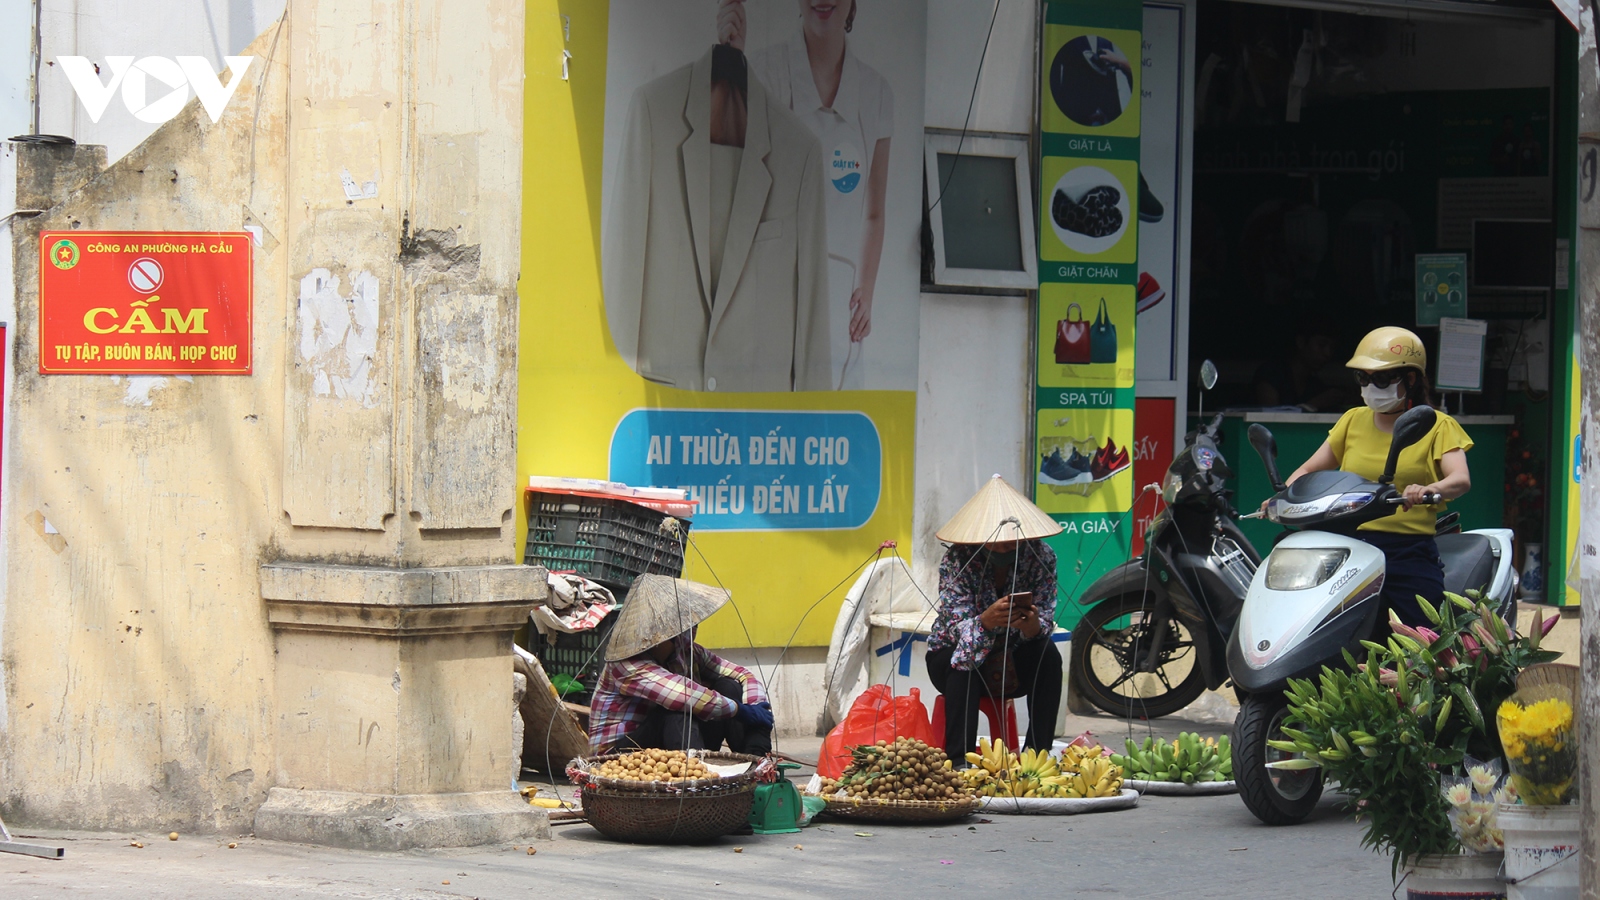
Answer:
605;574;730;661
936;474;1062;544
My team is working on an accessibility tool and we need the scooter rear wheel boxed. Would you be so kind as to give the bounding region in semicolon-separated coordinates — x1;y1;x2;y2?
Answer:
1069;593;1205;719
1234;693;1322;825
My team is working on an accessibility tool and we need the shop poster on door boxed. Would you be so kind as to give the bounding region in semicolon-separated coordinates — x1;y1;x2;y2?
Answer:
1036;0;1142;618
516;1;928;648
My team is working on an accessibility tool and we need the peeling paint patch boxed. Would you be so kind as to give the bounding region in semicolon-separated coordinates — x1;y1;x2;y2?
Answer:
109;374;179;406
26;511;66;554
297;268;380;407
422;296;496;413
340;168;379;201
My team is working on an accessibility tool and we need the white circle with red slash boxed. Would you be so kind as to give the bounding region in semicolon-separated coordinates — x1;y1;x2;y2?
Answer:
128;257;164;294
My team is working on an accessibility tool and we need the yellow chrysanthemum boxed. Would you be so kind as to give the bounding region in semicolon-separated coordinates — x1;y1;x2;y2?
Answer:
1517;699;1573;740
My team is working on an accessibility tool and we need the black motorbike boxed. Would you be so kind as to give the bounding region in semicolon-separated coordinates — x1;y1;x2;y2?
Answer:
1067;413;1259;718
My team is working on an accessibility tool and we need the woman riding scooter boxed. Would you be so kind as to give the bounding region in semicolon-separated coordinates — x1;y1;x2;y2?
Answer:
1273;326;1472;627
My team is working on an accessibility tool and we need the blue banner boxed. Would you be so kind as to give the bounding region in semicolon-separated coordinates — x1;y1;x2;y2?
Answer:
609;409;882;531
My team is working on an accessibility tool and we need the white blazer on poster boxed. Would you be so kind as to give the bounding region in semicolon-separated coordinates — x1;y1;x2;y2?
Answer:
603;47;833;393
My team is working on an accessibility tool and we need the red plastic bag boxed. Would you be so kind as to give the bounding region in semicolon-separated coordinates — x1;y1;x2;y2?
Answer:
817;685;938;778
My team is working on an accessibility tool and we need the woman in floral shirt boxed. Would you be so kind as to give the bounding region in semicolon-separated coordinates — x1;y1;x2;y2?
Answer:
925;476;1063;761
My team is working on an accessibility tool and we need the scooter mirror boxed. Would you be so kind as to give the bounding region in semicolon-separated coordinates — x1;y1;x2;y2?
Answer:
1199;359;1219;392
1380;405;1438;485
1247;423;1285;491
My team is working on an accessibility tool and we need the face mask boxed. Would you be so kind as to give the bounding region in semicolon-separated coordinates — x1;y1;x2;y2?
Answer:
1362;382;1405;413
986;548;1018;570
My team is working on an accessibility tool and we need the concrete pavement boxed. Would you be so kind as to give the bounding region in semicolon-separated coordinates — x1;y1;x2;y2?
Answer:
3;705;1407;898
5;791;1395;898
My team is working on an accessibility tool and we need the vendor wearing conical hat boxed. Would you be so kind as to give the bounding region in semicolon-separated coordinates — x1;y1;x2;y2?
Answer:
926;475;1064;761
588;575;774;755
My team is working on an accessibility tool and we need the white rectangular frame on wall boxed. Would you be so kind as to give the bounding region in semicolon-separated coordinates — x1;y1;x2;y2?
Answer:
922;131;1039;291
1135;0;1197;450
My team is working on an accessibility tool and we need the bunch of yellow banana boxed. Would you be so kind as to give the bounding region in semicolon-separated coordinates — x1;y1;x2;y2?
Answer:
1058;743;1104;771
959;739;1124;799
964;736;1017;777
1056;752;1123;799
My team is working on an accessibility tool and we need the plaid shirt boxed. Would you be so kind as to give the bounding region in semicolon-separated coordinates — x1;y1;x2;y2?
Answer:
588;634;767;752
927;540;1058;671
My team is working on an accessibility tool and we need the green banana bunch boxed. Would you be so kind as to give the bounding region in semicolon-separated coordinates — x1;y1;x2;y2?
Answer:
1109;732;1233;783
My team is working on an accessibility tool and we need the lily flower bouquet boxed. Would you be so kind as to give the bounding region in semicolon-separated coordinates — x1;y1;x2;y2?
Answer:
1265;591;1559;876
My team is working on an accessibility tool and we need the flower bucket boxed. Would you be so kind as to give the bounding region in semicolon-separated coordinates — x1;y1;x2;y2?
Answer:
1498;803;1579;900
1403;853;1505;900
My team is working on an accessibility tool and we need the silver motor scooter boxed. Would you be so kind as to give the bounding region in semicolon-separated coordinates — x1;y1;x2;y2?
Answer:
1228;406;1518;825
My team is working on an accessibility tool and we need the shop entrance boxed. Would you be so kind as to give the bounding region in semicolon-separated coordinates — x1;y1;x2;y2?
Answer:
1182;0;1573;591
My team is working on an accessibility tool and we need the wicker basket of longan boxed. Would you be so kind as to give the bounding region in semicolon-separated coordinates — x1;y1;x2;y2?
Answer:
807;738;981;824
566;749;776;843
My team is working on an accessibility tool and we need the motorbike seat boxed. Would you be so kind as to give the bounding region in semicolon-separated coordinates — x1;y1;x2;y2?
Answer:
1437;532;1496;597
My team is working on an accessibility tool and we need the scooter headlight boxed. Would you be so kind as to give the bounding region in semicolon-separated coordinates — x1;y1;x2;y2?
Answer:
1326;492;1375;517
1265;548;1351;591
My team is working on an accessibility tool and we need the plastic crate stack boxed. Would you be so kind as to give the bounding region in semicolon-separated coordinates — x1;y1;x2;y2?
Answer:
522;489;693;701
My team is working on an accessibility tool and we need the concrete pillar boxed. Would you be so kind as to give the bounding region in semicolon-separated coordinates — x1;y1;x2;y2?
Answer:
1577;3;1600;895
253;0;537;849
253;564;547;849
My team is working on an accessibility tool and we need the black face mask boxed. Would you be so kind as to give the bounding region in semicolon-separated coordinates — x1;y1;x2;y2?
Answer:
985;548;1018;571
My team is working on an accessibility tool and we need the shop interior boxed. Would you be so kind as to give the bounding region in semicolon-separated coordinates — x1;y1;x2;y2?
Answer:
1185;0;1570;570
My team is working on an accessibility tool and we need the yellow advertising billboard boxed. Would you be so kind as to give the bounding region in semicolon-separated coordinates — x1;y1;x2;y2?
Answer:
517;1;927;647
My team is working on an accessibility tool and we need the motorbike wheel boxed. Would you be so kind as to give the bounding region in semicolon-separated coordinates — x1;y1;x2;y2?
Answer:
1233;693;1322;826
1069;593;1205;719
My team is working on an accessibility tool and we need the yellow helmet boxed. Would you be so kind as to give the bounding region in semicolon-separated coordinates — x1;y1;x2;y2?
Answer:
1347;326;1426;372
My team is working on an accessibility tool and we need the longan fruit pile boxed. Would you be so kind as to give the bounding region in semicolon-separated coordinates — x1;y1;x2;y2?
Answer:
595;749;712;783
817;737;970;802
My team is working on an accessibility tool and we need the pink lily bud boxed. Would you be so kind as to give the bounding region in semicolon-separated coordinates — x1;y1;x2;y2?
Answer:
1389;616;1425;642
1461;633;1482;659
1438;649;1458;668
1378;669;1399;687
1471;621;1499;653
1539;613;1560;638
1415;626;1440;643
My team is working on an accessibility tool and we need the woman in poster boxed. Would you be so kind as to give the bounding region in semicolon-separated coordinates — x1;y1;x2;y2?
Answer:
723;0;893;390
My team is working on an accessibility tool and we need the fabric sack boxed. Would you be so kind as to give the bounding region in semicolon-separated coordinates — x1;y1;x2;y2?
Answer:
1090;297;1118;364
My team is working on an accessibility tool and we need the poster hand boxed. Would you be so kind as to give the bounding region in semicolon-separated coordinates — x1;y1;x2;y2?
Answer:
1098;47;1131;74
849;288;873;341
717;0;746;51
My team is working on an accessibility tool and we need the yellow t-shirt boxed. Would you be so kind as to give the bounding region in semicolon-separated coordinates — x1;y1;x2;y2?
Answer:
1326;408;1474;535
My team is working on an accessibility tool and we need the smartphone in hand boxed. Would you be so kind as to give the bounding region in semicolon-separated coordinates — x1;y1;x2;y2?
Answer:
1007;592;1035;611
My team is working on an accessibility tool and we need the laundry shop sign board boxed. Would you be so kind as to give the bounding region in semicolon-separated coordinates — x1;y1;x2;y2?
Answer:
1036;0;1143;627
38;231;252;374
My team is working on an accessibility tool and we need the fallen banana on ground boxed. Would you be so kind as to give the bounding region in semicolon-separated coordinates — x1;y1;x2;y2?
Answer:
960;738;1124;799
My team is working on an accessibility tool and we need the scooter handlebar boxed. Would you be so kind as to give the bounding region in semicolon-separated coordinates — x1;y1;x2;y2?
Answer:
1385;491;1442;506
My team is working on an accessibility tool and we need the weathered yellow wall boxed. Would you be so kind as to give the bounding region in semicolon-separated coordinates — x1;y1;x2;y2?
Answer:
2;0;529;831
0;29;289;831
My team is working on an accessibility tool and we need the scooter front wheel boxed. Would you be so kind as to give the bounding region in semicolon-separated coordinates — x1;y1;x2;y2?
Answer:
1069;593;1205;719
1233;693;1322;826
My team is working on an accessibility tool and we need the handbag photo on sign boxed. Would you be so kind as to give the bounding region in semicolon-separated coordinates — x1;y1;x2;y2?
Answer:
1054;303;1091;365
1090;297;1118;364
